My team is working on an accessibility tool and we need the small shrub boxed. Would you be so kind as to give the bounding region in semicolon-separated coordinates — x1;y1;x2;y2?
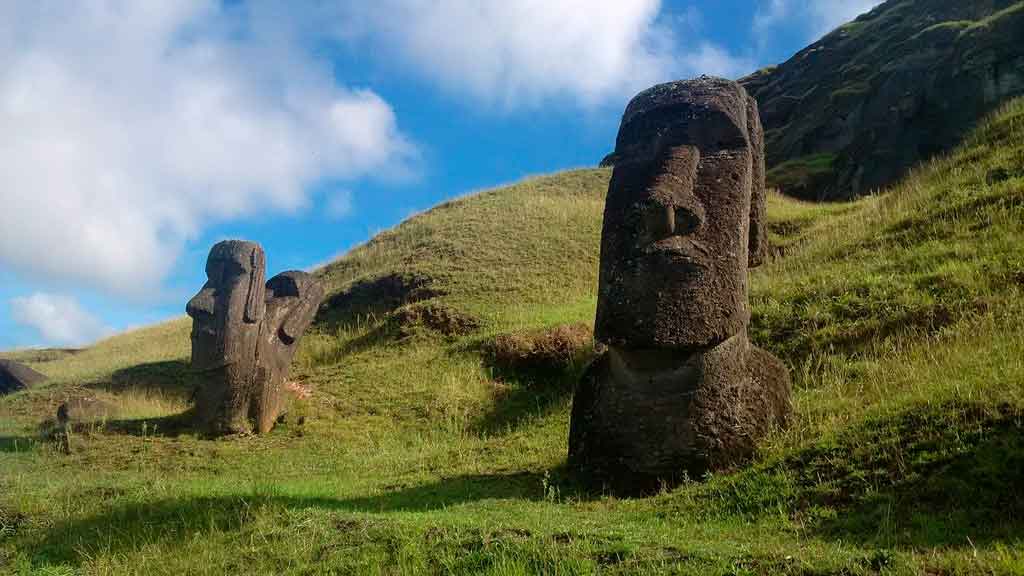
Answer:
317;272;442;329
484;323;598;382
391;303;481;339
0;506;26;539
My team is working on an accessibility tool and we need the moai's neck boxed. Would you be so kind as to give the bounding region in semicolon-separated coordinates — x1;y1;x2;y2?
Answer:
606;331;749;388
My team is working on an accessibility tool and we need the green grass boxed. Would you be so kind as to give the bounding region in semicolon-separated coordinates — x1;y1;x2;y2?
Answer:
964;1;1024;33
2;98;1024;575
917;20;972;36
829;82;872;103
765;153;838;199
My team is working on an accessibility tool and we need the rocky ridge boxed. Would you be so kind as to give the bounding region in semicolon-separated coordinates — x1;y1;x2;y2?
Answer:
739;0;1024;200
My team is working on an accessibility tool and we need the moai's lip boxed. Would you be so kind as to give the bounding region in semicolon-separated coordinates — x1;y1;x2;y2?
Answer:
642;236;708;267
189;362;231;374
189;327;226;372
189;345;232;373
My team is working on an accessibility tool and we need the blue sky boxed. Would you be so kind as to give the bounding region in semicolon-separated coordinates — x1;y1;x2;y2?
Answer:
0;0;881;349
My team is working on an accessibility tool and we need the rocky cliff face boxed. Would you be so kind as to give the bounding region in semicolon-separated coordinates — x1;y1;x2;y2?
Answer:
739;0;1024;200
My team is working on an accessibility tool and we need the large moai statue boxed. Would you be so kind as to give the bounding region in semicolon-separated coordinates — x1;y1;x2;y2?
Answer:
186;240;324;435
568;77;791;494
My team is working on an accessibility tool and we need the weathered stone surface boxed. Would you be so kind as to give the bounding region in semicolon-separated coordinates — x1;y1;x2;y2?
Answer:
186;240;324;436
594;77;767;350
569;77;791;494
253;271;324;434
570;336;790;492
0;359;46;395
739;0;1024;200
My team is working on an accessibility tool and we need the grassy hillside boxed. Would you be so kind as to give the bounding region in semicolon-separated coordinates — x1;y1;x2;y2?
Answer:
2;99;1023;574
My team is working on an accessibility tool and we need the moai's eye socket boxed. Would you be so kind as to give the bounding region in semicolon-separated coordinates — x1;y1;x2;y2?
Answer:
226;261;247;280
692;111;747;152
205;260;221;284
674;206;702;236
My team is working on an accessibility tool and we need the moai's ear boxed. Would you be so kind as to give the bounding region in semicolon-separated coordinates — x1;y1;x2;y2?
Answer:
280;279;324;343
244;247;266;323
746;93;768;268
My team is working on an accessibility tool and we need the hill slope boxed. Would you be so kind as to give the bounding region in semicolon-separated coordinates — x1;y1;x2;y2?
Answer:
740;0;1024;200
2;100;1024;574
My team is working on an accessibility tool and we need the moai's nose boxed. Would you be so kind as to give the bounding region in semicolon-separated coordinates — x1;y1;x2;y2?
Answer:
186;286;216;318
643;200;704;243
644;202;676;242
643;142;704;243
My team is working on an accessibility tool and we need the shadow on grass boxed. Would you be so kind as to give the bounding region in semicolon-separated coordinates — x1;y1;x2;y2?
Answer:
97;412;196;438
28;471;556;566
330;321;401;359
0;436;39;453
83;360;196;401
472;346;592;436
655;401;1024;550
313;272;442;335
474;377;574;436
326;470;549;512
790;401;1024;548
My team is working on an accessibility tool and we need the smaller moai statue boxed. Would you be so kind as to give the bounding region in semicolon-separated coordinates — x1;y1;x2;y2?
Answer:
186;240;323;435
568;77;791;494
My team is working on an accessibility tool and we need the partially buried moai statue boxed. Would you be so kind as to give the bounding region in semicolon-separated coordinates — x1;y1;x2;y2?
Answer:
186;240;324;435
568;77;791;493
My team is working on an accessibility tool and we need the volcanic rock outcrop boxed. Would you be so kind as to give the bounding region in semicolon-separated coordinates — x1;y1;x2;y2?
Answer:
0;359;46;396
740;0;1024;200
186;240;324;436
569;77;791;494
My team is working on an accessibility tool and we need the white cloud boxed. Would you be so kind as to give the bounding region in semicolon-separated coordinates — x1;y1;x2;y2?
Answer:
755;0;884;40
335;1;749;108
326;190;354;221
686;43;757;81
10;293;114;346
0;1;416;299
675;5;706;33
